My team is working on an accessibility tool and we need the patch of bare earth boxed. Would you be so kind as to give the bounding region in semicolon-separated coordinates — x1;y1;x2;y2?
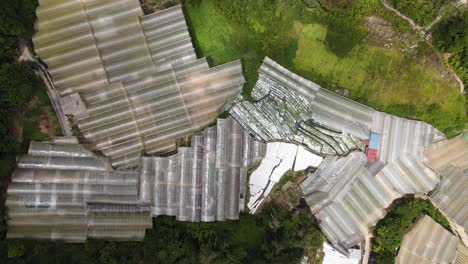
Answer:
366;16;411;48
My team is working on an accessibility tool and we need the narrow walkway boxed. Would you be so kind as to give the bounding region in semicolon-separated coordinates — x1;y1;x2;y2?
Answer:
380;0;465;94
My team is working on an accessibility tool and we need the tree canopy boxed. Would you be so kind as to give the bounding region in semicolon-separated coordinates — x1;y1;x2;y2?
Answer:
0;0;38;63
432;9;468;86
371;198;451;264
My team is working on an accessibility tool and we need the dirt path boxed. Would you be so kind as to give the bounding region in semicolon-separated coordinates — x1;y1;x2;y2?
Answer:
362;233;372;264
380;1;424;31
380;1;465;94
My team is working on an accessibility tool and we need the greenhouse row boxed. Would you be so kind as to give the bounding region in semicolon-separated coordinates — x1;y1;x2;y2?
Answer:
7;137;150;242
33;1;245;169
6;117;265;241
230;57;464;253
138;117;266;222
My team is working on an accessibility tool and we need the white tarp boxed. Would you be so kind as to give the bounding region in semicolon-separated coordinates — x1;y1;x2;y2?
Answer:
248;142;322;213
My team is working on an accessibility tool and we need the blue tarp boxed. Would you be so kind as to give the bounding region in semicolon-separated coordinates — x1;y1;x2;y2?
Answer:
369;133;381;149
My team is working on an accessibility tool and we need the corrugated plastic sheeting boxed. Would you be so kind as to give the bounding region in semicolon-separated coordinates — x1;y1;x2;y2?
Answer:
257;58;374;139
424;132;468;171
457;243;468;264
28;141;95;157
371;111;444;165
230;58;364;157
34;2;244;169
310;89;374;139
229;57;446;251
430;166;468;231
305;154;396;248
247;142;323;213
301;151;442;251
396;215;459;264
6;137;150;242
77;60;244;168
139;117;266;221
322;242;361;264
374;155;439;194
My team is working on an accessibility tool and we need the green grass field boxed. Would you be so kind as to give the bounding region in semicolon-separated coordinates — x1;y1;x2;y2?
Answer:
184;0;466;136
292;23;465;135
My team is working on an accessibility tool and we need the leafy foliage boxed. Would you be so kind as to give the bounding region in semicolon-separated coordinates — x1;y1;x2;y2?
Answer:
0;63;37;111
0;0;38;63
372;198;451;263
432;9;468;86
318;0;354;11
388;0;449;26
0;62;40;157
0;205;324;263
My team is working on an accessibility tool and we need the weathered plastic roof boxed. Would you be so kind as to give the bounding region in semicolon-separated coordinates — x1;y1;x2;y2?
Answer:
229;58;365;156
424;132;468;172
6;118;265;241
33;2;244;169
430;166;468;234
231;57;445;252
7;137;150;242
424;133;468;243
396;215;463;264
139;117;266;221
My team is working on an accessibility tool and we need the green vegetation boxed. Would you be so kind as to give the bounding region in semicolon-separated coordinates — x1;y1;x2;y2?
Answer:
1;205;324;263
432;9;468;87
388;0;449;26
0;62;40;156
372;198;451;264
184;0;466;136
0;0;38;63
318;0;354;11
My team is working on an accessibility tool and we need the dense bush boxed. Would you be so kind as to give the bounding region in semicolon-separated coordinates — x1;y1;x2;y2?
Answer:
318;0;354;11
0;62;40;159
432;9;468;87
388;0;449;26
0;0;38;63
372;198;451;263
0;204;324;263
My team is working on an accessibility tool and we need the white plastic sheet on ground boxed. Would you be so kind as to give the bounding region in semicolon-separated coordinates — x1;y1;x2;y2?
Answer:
322;242;361;264
247;142;322;213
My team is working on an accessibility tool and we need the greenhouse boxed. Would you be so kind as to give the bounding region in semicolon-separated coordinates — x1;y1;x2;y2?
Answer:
229;57;365;157
33;2;245;169
6;118;265;241
231;57;446;253
6;137;150;242
138;117;266;222
426;132;468;242
396;215;467;264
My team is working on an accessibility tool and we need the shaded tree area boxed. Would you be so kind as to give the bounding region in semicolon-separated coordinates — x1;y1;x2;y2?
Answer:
371;198;451;264
432;9;468;87
0;62;43;184
0;0;38;64
1;204;324;264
